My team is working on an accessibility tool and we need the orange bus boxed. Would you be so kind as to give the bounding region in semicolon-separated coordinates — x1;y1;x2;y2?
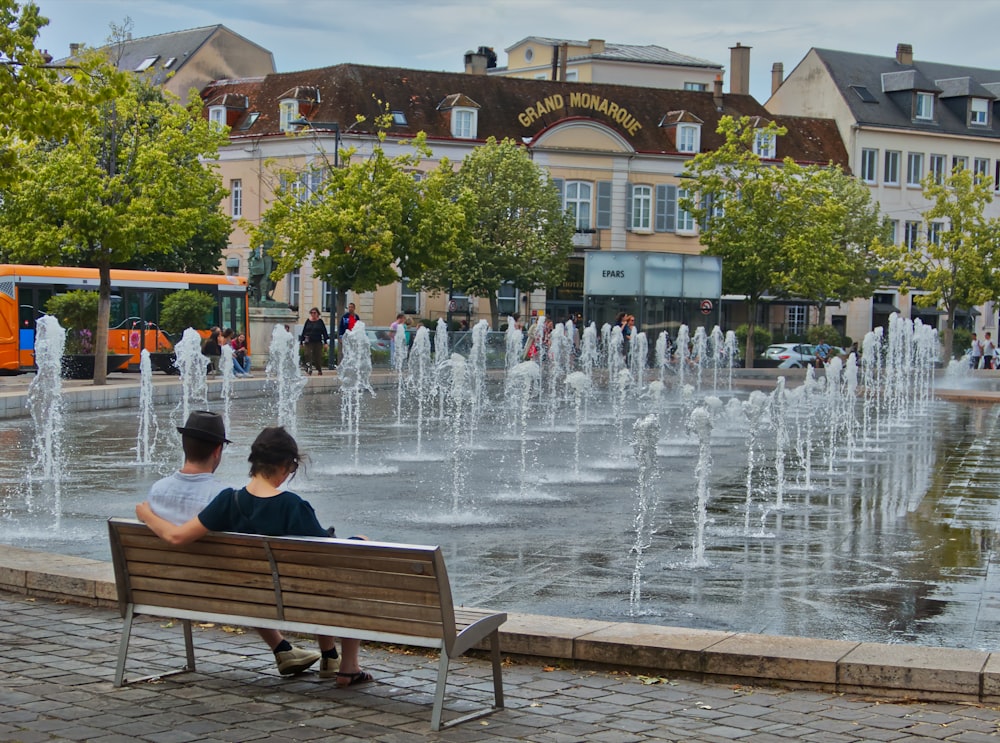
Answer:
0;264;249;373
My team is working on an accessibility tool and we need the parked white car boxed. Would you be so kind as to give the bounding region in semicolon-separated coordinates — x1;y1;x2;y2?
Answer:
762;343;816;368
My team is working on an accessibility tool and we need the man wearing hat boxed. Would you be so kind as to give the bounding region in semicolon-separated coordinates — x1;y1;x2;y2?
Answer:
146;411;322;676
147;411;231;524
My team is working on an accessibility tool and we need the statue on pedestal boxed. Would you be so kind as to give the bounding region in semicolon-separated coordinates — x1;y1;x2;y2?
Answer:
247;245;279;307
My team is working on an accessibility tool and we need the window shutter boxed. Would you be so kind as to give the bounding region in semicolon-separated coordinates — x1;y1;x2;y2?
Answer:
596;181;612;229
552;178;565;207
624;182;633;231
699;193;713;230
656;185;677;232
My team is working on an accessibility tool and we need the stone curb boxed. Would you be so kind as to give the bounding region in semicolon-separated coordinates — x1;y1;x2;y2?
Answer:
2;543;998;704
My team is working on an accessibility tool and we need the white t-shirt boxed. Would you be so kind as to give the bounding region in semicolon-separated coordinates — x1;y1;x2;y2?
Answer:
147;472;227;525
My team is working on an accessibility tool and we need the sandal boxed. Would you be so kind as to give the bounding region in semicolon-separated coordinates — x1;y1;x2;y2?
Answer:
335;670;374;687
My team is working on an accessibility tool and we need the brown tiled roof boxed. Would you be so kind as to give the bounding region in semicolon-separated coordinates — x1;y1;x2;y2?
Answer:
202;64;848;167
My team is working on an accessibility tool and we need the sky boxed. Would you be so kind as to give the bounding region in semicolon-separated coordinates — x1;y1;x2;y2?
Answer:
29;0;1000;102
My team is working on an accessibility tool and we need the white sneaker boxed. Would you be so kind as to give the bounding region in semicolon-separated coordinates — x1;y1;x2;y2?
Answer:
275;646;321;675
319;655;341;678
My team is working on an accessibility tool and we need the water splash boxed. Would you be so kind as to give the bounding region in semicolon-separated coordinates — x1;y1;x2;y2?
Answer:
173;328;208;425
26;315;66;520
688;405;713;567
266;324;306;435
565;371;591;475
339;321;374;469
629;413;661;615
135;349;157;465
408;326;433;455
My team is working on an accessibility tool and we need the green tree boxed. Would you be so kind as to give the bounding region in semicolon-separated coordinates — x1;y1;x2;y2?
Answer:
879;166;1000;359
0;47;230;384
683;116;884;366
159;290;216;335
0;1;97;187
781;162;888;326
681;116;796;367
417;137;575;329
254;115;463;322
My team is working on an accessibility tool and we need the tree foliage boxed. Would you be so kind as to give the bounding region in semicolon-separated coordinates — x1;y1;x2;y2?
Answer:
683;116;885;365
878;166;1000;359
159;290;216;335
254;112;463;320
0;1;97;186
417;137;575;328
0;45;230;383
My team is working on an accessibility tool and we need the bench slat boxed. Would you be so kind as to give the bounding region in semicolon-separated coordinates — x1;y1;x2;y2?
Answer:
279;571;440;598
131;590;280;621
126;562;276;590
119;529;269;557
283;606;446;638
129;576;277;607
120;547;275;575
283;590;445;624
271;550;439;576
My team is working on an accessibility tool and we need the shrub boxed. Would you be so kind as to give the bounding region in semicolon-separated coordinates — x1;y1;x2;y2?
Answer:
159;290;216;335
735;324;772;356
952;327;972;360
45;291;99;353
806;324;844;346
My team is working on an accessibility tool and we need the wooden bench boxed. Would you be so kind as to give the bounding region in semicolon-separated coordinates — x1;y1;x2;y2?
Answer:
108;517;506;731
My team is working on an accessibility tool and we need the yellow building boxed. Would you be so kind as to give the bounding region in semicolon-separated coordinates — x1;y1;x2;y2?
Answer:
203;58;845;342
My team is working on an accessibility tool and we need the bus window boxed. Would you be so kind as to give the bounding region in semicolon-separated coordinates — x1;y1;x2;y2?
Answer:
109;295;125;327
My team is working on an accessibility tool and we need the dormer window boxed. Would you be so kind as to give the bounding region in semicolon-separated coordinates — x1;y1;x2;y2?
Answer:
971;97;989;126
438;94;481;140
753;130;776;159
659;111;704;154
915;92;934;120
279;100;299;132
677;124;701;153
452;109;477;138
208;106;226;130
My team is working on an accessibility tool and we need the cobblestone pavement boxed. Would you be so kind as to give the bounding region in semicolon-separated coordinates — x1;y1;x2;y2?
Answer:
3;593;1000;742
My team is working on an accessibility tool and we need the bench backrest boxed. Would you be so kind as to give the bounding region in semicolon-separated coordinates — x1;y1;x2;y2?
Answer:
108;518;457;645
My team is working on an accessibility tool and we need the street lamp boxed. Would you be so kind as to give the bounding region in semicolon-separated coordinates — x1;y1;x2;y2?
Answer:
289;118;341;169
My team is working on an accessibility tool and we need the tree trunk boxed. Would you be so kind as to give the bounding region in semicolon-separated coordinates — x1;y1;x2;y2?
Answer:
943;307;956;362
744;314;757;369
743;302;757;369
489;294;500;330
94;264;112;386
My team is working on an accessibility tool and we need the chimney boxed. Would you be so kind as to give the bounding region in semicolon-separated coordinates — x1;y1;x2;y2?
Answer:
896;43;913;65
713;74;724;110
69;42;80;56
729;42;751;95
588;38;605;54
559;42;569;82
771;62;784;95
464;49;488;75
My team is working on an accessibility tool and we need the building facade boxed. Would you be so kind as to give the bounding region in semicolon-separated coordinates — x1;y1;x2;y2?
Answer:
767;43;1000;343
203;57;846;342
490;36;724;91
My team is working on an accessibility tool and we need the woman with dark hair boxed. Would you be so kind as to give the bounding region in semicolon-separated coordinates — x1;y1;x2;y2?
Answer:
299;307;329;375
136;426;371;687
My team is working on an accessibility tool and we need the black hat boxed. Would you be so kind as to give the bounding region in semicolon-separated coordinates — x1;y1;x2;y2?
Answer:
176;410;231;444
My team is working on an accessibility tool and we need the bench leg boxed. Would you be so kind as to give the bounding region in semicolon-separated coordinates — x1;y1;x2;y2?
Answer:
114;609;197;687
489;630;505;710
182;619;196;673
431;649;450;731
430;635;505;731
113;605;135;687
